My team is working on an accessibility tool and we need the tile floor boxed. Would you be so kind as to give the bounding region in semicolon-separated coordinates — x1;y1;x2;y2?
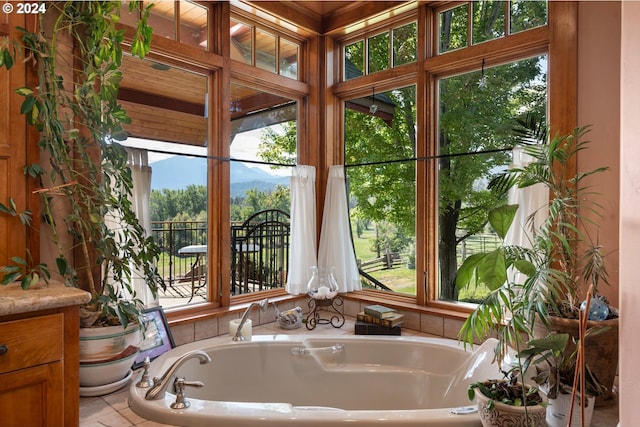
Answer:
79;317;619;427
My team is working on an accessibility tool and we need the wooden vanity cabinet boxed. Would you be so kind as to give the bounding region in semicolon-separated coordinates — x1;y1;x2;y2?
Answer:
0;306;82;427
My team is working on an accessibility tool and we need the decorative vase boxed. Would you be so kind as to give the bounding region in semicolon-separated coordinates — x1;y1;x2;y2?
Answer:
307;266;339;300
475;386;547;427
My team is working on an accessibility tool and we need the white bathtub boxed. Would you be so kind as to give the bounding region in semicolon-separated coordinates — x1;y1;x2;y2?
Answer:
129;334;503;426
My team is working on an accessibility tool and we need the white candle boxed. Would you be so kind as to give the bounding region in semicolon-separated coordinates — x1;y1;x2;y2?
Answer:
229;318;252;340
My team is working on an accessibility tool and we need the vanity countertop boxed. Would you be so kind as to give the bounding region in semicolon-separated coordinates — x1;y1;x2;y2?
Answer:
0;280;91;317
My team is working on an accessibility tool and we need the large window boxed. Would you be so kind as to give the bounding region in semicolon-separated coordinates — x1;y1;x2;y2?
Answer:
229;83;298;296
337;1;549;307
118;56;210;309
436;56;547;303
344;86;417;294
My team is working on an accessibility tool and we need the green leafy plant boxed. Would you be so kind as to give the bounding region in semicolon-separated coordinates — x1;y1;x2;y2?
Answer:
469;378;544;410
519;332;606;400
489;115;611;321
0;1;161;327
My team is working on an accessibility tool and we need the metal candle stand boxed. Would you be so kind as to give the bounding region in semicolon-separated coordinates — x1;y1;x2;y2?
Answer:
305;295;345;330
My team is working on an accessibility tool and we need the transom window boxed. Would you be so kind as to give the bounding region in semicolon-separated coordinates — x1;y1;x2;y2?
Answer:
343;21;417;80
438;1;548;54
230;18;300;80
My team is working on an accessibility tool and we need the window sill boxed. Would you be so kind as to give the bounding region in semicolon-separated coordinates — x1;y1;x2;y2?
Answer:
164;289;472;327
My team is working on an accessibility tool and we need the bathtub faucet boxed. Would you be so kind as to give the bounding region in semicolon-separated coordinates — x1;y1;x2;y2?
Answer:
232;298;269;341
144;350;211;401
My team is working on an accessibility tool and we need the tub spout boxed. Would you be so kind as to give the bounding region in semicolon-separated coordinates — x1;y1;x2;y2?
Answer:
144;350;211;401
232;298;269;341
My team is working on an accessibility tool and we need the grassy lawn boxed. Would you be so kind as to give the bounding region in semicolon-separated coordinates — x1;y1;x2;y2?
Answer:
352;226;493;301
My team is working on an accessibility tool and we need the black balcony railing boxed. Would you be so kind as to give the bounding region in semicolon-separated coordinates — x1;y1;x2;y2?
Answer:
152;220;208;298
151;210;291;300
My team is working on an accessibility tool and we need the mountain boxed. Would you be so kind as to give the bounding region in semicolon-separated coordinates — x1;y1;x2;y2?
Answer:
150;155;289;197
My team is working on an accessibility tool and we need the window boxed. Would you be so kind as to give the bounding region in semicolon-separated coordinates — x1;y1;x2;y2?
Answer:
436;56;547;303
344;86;417;294
131;0;210;49
343;21;417;80
229;83;298;296
118;56;210;309
338;1;549;307
438;1;548;54
230;18;300;80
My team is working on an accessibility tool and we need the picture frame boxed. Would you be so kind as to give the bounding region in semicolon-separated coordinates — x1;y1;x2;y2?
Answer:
133;306;175;369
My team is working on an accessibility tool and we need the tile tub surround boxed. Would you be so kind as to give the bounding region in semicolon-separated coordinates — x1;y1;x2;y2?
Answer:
79;317;620;427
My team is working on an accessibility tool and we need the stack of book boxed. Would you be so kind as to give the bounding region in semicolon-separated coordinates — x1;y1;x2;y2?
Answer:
355;304;404;335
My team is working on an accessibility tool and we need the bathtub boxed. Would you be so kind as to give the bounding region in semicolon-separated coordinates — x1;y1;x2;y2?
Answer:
129;334;504;426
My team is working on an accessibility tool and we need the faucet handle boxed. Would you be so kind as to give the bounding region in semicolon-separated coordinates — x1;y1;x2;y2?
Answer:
136;357;154;388
170;377;204;410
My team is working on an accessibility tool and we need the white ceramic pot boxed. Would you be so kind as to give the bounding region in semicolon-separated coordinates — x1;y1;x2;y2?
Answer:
547;393;595;427
79;351;137;387
79;323;141;363
475;385;547;427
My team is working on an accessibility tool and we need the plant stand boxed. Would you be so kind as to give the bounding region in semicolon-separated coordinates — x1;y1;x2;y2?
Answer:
305;296;344;330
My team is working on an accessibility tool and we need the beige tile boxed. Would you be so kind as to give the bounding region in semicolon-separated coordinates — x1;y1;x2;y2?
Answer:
443;317;465;340
170;322;195;346
80;396;117;422
420;313;444;336
400;310;421;331
119;405;149;425
102;387;133;411
194;317;218;340
342;298;361;317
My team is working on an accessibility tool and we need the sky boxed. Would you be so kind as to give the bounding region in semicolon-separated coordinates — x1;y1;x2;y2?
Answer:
122;127;289;177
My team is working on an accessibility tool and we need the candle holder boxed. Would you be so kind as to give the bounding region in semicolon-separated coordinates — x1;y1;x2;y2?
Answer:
305;295;345;330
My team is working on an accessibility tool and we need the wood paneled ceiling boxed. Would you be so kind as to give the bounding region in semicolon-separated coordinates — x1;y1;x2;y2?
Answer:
120;1;413;145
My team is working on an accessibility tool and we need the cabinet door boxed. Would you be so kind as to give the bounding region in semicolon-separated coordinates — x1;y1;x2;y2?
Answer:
0;362;64;427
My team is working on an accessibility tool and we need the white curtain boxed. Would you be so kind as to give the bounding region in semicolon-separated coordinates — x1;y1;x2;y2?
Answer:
286;165;317;295
504;145;549;284
126;148;157;307
318;165;361;292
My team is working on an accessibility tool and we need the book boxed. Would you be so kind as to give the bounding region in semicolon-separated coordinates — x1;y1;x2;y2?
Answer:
354;320;401;336
363;304;397;319
357;311;405;328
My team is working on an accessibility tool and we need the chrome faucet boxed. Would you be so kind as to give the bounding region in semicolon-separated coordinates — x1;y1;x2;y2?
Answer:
144;350;211;401
232;298;269;341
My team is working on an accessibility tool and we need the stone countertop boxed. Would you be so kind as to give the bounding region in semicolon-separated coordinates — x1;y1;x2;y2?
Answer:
0;279;91;317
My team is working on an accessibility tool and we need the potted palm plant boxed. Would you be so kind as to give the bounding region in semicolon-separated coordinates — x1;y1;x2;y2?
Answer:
456;202;548;427
488;115;617;401
0;1;159;391
456;115;615;422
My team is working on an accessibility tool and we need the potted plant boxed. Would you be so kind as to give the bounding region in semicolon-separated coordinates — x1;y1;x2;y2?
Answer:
469;377;547;427
456;201;548;426
519;332;606;427
0;1;159;390
488;115;618;401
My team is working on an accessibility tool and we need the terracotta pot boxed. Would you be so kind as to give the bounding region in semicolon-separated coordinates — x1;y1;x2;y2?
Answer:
547;315;619;402
475;386;547;427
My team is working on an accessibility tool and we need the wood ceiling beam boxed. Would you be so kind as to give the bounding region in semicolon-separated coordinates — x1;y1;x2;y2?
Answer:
118;88;205;116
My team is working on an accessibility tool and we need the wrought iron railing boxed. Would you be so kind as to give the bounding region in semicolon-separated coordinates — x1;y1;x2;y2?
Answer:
151;211;291;298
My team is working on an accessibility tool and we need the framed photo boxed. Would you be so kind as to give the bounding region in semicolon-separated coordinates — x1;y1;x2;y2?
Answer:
133;306;175;369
